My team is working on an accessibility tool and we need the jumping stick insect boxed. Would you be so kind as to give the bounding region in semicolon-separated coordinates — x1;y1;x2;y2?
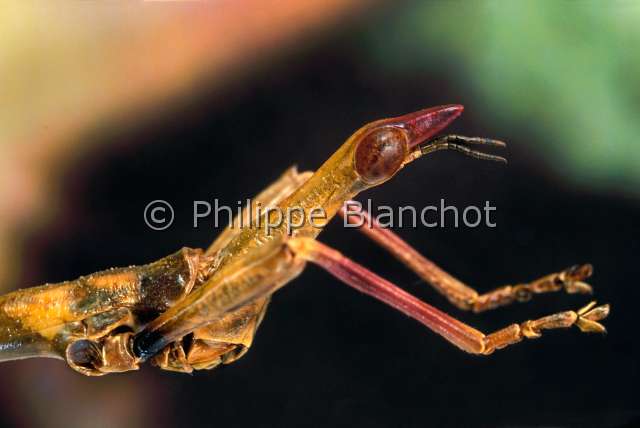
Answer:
0;105;609;376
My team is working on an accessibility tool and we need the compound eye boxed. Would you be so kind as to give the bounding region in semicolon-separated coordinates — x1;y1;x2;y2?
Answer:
355;127;408;184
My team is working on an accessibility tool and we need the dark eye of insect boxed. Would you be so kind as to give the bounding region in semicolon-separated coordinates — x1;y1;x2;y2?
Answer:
355;127;408;184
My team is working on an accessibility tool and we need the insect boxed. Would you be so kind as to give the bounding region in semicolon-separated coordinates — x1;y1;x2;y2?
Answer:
0;105;609;376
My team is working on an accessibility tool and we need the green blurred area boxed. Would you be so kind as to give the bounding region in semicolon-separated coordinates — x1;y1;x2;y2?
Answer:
366;0;640;195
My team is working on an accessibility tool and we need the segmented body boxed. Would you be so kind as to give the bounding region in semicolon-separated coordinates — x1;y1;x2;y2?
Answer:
0;248;202;369
0;105;607;376
0;167;313;375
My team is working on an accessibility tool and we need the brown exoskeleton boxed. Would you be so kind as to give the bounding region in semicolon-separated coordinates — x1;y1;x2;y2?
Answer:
0;105;609;376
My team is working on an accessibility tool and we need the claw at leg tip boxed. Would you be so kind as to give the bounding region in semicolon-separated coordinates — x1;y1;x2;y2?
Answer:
575;302;610;334
566;281;593;295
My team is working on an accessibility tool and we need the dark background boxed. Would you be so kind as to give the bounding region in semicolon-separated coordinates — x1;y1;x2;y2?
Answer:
1;2;638;428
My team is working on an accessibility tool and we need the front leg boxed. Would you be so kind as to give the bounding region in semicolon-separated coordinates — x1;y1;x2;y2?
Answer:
287;237;609;355
341;202;593;312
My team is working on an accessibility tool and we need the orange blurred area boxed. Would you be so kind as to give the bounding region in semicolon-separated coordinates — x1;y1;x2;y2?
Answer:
0;0;371;292
0;3;370;427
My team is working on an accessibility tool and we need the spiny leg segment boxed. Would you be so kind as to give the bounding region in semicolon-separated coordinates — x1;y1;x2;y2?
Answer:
340;202;593;313
287;238;608;355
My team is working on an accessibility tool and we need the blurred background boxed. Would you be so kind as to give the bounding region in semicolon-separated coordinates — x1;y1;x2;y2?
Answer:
1;1;638;427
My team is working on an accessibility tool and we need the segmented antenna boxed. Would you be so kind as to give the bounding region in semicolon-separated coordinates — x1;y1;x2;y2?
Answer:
421;134;507;163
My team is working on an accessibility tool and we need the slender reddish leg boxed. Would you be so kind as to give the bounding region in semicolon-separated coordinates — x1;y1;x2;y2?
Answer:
340;202;593;312
287;238;608;355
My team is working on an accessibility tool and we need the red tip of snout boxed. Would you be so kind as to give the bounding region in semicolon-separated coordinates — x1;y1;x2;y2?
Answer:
394;104;464;148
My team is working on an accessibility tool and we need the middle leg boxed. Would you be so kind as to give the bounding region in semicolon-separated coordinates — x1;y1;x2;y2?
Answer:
152;297;270;373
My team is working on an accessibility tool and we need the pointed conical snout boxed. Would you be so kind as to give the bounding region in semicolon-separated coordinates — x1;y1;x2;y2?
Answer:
352;105;464;185
393;104;464;149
